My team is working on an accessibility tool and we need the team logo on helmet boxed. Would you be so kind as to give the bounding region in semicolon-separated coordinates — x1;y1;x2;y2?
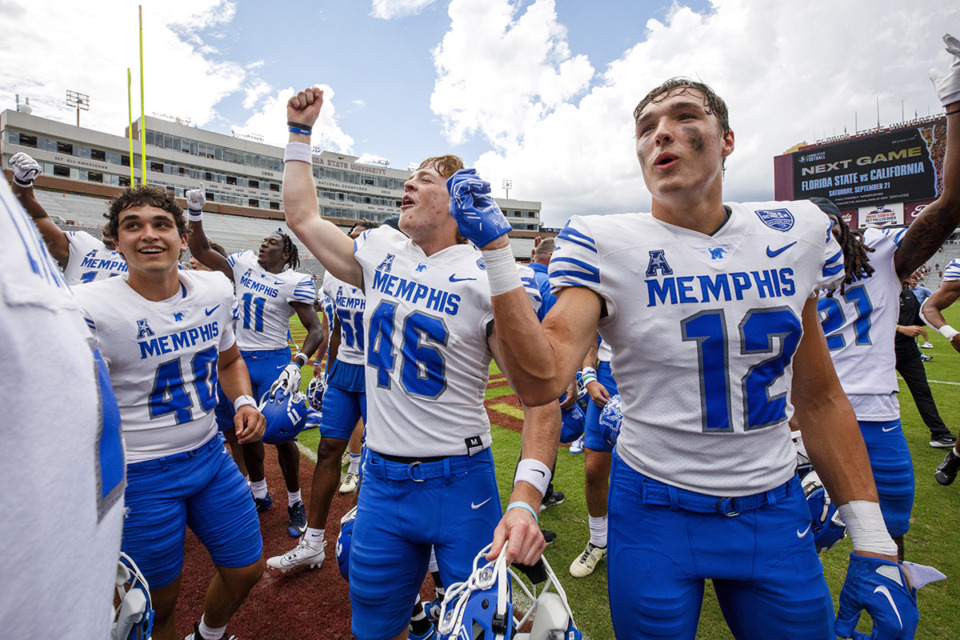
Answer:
257;387;308;445
754;208;795;232
599;394;623;446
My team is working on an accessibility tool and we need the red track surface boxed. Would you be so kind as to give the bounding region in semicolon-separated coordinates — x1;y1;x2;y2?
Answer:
174;389;526;639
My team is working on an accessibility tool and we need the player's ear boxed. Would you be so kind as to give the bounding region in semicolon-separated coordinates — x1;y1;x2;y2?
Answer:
721;129;735;159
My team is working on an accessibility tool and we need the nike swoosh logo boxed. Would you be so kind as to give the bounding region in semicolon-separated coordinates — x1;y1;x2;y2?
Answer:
471;498;492;510
766;242;797;257
882;425;898;432
449;274;477;282
797;523;812;538
874;585;903;628
532;469;546;477
205;305;220;316
274;280;285;286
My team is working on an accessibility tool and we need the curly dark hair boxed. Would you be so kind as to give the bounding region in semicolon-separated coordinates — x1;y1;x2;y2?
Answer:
104;185;186;239
810;197;874;295
279;232;299;271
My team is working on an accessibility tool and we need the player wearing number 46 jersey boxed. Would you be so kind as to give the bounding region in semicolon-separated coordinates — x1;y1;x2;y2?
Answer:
470;69;955;639
74;186;266;640
9;151;127;284
283;87;558;640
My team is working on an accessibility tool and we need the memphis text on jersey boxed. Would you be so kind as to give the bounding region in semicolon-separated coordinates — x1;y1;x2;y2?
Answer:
645;251;796;307
372;256;461;316
240;268;280;298
137;318;220;360
81;251;128;274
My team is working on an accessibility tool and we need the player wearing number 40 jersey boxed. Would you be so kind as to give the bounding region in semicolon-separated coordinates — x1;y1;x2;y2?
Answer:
470;69;956;639
73;185;266;640
283;87;559;640
9;151;127;284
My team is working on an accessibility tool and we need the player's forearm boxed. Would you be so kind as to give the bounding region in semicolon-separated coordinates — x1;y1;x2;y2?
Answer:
218;354;254;403
920;288;960;329
12;182;69;262
282;134;319;233
512;401;562;508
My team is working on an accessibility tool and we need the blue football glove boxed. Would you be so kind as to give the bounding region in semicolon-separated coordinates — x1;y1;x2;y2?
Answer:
447;168;512;247
835;553;918;640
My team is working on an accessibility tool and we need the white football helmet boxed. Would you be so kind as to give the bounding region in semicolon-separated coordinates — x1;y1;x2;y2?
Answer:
111;552;154;640
437;543;582;640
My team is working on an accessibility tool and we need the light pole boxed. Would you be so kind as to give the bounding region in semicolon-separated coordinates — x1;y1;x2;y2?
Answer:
66;90;90;127
503;179;512;199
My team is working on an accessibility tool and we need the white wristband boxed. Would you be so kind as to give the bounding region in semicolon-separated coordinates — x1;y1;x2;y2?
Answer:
481;245;522;297
939;324;959;340
294;352;308;366
284;142;313;164
513;458;551;498
187;210;203;222
837;501;898;556
580;367;598;384
233;395;257;412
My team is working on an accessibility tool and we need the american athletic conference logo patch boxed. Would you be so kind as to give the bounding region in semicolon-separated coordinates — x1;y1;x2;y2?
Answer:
754;208;795;232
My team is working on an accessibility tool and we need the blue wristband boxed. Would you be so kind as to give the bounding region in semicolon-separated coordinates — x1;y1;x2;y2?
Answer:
506;501;538;524
288;126;312;135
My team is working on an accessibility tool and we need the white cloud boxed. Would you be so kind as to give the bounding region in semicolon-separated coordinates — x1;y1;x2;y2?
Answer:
370;0;442;20
242;79;271;110
241;85;355;153
431;0;593;149
0;0;245;135
430;0;960;226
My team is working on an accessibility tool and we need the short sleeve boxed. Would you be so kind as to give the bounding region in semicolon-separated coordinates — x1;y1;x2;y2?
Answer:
549;216;601;295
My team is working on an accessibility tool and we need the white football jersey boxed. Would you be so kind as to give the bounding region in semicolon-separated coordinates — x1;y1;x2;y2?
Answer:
227;251;315;351
355;227;494;457
323;271;367;365
63;230;128;285
598;336;612;363
551;201;844;495
943;258;960;282
0;181;124;638
818;227;905;421
75;270;237;463
518;264;543;315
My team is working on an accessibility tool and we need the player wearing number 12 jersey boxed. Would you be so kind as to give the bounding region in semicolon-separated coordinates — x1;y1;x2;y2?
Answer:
282;86;558;640
74;186;265;640
477;78;923;639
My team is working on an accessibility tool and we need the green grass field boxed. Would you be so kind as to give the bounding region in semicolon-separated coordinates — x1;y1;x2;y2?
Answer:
293;306;960;638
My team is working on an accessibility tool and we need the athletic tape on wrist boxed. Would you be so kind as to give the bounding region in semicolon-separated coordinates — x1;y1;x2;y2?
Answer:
481;245;522;296
187;210;203;222
580;367;598;384
513;458;551;497
506;501;538;524
284;142;313;164
837;501;898;556
939;324;959;340
294;352;308;366
233;395;257;412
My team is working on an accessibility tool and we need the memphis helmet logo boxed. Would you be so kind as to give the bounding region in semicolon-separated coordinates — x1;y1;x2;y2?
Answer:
755;208;795;232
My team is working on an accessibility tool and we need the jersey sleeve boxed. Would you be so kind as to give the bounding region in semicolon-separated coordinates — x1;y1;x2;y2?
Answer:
517;265;543;316
226;251;249;270
943;259;960;282
818;214;845;291
288;275;316;305
549;216;601;295
878;226;908;247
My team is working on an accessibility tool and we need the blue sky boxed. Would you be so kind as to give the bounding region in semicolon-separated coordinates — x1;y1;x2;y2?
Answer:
1;0;958;226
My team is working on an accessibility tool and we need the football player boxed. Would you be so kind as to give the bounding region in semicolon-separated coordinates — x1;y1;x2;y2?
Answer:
267;221;372;571
460;50;960;635
921;256;960;485
568;336;618;578
8;151;128;284
73;185;266;640
283;87;556;640
186;190;323;538
0;178;125;638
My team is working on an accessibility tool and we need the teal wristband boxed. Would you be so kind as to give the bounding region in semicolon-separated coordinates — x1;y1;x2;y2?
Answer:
506;501;538;524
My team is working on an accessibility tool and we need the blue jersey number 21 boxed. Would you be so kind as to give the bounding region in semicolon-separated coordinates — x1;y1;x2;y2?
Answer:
681;307;802;433
367;301;448;398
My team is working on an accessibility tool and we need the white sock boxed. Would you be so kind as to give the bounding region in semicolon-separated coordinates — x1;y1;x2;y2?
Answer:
198;615;227;640
250;479;268;500
288;490;301;507
589;515;608;548
305;527;325;548
348;453;361;475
